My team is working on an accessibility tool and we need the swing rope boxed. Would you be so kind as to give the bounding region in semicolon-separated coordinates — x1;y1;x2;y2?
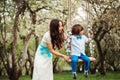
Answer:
66;0;96;62
86;0;96;59
86;0;93;57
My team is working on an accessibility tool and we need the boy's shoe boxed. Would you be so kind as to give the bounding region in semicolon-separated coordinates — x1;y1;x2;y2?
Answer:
72;73;77;79
84;71;88;78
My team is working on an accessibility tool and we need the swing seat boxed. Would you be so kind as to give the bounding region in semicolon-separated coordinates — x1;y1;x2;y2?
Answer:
68;57;96;62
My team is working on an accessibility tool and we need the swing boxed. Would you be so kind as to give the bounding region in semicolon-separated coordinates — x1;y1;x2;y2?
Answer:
66;0;96;62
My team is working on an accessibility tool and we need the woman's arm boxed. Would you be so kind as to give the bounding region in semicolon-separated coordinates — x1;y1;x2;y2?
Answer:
46;43;70;61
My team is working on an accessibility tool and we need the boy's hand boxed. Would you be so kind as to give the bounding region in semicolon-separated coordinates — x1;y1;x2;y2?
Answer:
88;30;93;38
89;30;93;35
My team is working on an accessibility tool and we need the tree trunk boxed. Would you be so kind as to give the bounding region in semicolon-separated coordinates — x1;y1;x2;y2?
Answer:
90;68;96;74
18;30;34;77
53;57;59;73
11;9;20;80
0;68;2;76
11;0;27;79
90;61;100;74
95;40;106;75
17;39;28;77
25;61;29;75
27;49;34;78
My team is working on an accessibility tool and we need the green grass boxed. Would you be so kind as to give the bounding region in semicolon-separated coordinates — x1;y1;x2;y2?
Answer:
54;71;120;80
0;71;120;80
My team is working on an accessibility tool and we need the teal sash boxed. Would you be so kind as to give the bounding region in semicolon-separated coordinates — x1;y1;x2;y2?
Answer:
39;43;52;58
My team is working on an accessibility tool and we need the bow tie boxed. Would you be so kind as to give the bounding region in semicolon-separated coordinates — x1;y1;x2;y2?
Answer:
76;36;82;40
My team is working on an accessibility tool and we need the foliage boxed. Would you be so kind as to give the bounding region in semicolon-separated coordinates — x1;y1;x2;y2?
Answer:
88;0;120;74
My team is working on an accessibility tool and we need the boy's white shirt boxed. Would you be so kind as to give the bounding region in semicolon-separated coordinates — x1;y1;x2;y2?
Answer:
71;35;88;56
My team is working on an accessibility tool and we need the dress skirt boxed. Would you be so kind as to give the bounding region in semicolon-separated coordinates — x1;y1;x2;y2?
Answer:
32;45;53;80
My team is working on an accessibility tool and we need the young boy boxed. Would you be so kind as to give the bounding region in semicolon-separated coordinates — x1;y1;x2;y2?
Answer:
70;24;93;79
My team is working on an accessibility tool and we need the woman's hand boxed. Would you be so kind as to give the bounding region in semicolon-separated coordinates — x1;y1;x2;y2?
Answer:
62;55;71;62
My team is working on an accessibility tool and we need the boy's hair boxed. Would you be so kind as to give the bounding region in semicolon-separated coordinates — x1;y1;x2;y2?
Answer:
71;24;83;35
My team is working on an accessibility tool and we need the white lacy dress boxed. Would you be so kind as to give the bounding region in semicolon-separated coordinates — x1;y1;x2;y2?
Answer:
32;31;53;80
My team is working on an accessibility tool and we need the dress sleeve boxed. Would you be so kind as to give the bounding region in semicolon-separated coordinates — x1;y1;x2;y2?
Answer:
42;31;51;43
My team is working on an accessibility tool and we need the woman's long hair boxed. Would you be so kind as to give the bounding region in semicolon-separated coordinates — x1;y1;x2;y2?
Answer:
50;19;65;49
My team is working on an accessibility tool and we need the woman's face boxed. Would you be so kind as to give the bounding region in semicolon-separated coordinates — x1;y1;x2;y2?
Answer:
58;21;64;33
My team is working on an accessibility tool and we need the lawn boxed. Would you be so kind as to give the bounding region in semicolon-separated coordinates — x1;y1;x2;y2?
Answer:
0;71;120;80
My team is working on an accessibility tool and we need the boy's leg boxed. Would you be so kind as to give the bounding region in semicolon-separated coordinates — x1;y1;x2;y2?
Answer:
71;55;78;79
79;54;90;77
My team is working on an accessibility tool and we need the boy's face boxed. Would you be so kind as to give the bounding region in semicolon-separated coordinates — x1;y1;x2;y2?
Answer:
80;30;84;35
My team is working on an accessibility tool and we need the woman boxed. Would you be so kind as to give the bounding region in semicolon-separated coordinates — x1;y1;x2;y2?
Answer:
32;19;69;80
